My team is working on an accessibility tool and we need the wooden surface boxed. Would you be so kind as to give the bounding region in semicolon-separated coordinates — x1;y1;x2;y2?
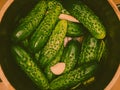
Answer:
108;0;120;20
0;66;15;90
0;0;120;90
113;0;120;4
0;0;13;22
0;0;7;10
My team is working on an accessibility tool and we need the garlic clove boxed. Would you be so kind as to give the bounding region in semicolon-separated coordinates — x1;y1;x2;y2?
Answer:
50;62;65;75
59;14;79;23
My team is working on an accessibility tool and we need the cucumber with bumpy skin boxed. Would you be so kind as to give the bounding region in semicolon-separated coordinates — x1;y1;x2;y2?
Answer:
66;21;84;37
12;0;47;42
11;46;49;90
78;34;105;65
34;51;41;62
44;45;64;82
47;0;61;10
61;39;80;74
70;76;95;90
47;0;70;14
96;40;105;62
30;3;62;53
61;8;70;15
61;0;106;39
21;39;29;48
39;20;67;68
49;63;98;90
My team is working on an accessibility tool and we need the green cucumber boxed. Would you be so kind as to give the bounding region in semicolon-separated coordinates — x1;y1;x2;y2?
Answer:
70;82;81;90
30;3;62;53
78;34;105;65
47;0;61;10
44;45;64;82
70;76;95;90
11;46;49;90
96;40;105;62
61;39;80;73
82;76;95;86
49;63;98;90
61;0;106;39
34;51;41;62
66;21;84;37
47;0;70;14
12;0;47;42
39;20;67;68
61;8;70;15
21;39;29;48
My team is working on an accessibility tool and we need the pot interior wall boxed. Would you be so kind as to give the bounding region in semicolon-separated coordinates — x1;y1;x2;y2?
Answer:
0;0;120;90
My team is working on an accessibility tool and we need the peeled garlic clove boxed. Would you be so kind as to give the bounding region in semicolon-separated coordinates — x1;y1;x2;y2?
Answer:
67;37;72;41
59;14;79;23
75;36;84;43
64;37;72;47
50;62;65;75
64;37;69;47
